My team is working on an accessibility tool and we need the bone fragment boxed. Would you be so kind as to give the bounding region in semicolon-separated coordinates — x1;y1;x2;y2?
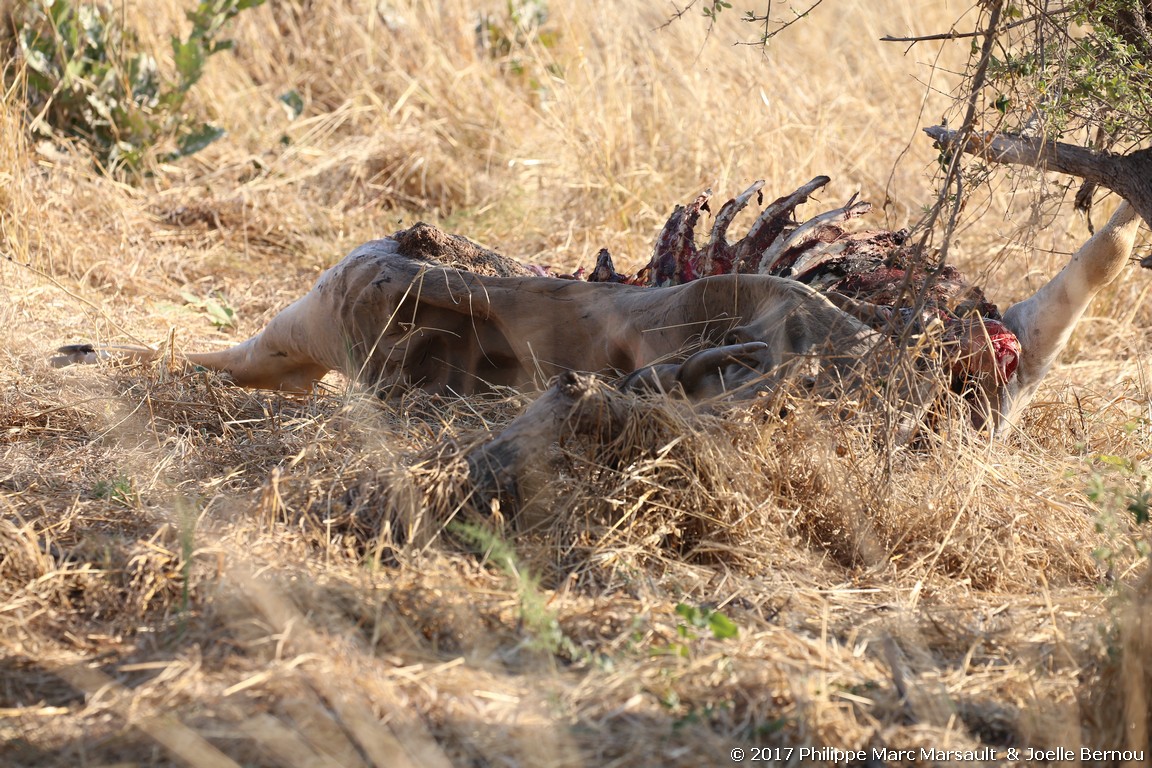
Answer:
737;175;832;263
708;179;766;248
759;195;873;276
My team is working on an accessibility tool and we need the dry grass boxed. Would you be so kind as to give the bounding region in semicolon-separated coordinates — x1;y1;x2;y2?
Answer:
3;0;1152;765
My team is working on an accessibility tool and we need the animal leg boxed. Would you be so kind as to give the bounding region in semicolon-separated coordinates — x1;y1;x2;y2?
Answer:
999;201;1141;428
52;291;337;392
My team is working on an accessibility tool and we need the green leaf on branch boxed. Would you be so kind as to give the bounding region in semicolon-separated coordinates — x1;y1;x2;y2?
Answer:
6;0;265;177
172;37;207;90
173;124;226;158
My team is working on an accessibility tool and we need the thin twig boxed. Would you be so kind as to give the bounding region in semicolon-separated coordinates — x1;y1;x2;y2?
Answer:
658;0;702;30
921;0;1007;268
2;251;152;347
880;10;1067;45
738;0;827;46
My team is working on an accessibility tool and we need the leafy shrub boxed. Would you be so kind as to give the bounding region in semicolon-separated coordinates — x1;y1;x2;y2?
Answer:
476;0;562;82
1086;448;1152;569
7;0;264;174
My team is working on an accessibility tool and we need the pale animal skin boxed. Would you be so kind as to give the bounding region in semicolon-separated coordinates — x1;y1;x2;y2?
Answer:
999;202;1142;428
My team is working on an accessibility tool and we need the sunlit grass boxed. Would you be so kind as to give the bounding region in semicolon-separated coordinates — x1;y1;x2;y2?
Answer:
2;0;1151;764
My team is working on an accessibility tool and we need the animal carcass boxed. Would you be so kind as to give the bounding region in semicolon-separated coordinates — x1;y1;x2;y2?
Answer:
53;178;1142;450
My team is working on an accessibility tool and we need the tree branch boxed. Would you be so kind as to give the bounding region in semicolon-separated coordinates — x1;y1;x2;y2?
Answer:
924;125;1152;226
923;125;1128;188
880;10;1068;45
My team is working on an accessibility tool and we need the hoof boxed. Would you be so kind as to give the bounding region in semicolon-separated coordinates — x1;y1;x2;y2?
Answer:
50;344;103;368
